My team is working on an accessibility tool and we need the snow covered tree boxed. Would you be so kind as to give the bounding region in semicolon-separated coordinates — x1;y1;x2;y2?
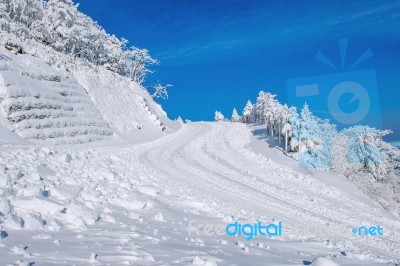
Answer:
298;103;333;168
285;104;337;169
151;82;172;100
242;100;255;123
176;116;183;123
277;104;290;148
124;47;158;84
0;0;158;86
299;103;320;148
231;108;240;122
263;93;278;136
281;106;294;153
316;119;337;168
288;106;301;153
214;111;224;122
341;126;392;182
255;91;267;123
332;126;400;183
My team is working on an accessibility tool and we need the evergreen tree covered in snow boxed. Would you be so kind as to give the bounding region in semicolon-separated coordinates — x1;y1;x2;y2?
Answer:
316;119;337;168
255;91;267;123
231;108;240;122
296;104;337;168
214;111;225;122
242;100;255;123
263;93;278;136
298;103;322;167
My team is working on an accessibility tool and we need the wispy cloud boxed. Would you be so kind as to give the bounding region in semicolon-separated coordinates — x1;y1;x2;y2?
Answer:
149;0;400;65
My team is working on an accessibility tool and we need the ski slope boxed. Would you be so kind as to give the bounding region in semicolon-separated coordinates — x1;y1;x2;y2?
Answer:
0;122;400;265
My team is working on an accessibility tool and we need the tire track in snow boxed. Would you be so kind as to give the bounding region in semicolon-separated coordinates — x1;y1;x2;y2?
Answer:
135;122;400;261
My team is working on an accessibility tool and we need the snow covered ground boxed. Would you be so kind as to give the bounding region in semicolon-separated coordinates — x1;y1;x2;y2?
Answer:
1;122;399;265
0;46;180;146
0;48;114;145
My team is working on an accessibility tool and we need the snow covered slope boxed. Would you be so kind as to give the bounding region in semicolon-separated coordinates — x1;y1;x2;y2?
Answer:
0;47;178;145
0;48;113;144
0;122;399;265
72;63;180;137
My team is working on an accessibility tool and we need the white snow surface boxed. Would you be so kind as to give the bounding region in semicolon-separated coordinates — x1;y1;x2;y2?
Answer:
72;63;179;138
0;47;179;145
0;122;399;265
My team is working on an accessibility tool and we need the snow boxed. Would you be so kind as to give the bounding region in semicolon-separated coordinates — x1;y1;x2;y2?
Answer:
0;46;180;145
0;114;27;144
192;256;218;266
0;48;113;144
311;256;339;266
73;63;180;136
1;121;399;265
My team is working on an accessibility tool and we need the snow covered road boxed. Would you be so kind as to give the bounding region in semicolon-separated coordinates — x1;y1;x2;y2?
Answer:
1;122;400;265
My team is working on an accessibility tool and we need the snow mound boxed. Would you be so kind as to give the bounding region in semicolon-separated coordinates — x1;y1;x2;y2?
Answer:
192;256;218;266
0;48;113;144
311;257;339;266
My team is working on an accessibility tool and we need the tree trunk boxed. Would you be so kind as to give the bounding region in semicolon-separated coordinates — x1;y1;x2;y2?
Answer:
285;132;288;153
270;122;273;137
278;122;281;146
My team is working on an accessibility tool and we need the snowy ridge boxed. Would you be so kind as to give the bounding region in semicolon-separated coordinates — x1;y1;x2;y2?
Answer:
0;48;113;144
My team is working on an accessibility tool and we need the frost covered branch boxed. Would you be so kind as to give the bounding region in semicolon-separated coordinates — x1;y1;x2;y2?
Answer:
151;83;172;100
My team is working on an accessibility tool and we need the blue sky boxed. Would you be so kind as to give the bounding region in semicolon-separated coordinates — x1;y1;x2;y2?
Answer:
76;0;400;141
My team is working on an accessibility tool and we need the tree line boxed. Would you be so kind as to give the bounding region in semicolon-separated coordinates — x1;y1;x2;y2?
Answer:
215;91;400;183
0;0;156;85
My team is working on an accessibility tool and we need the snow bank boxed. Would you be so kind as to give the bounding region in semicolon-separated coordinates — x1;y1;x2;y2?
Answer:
0;48;112;144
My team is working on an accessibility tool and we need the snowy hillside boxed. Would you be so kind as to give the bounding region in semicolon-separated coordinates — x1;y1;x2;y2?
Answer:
0;45;178;145
227;91;400;218
0;122;399;265
0;47;113;144
0;0;179;145
73;63;180;138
